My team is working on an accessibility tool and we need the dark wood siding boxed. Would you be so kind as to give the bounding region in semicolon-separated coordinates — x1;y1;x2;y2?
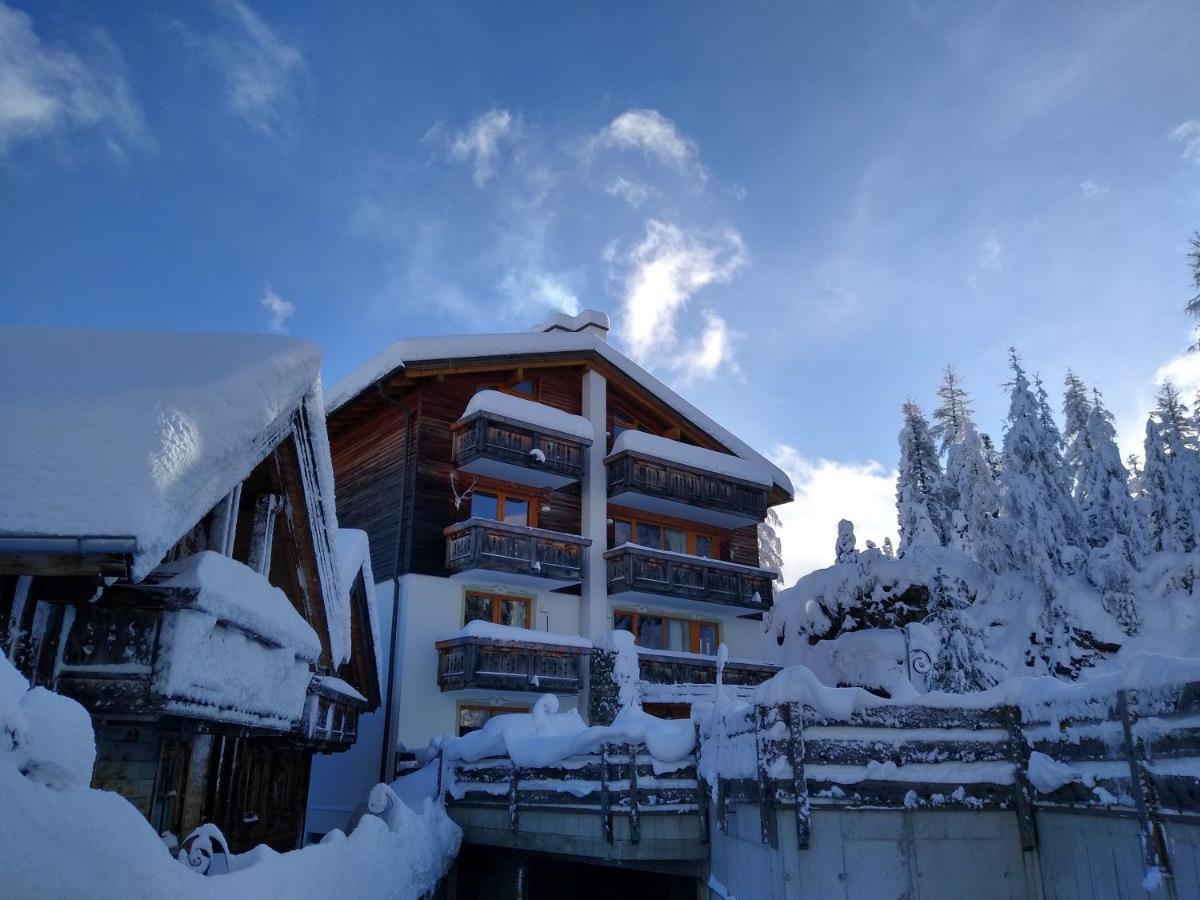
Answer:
729;524;761;567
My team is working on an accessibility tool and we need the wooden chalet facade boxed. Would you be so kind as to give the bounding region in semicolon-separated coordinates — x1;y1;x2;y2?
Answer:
0;329;380;853
323;310;792;766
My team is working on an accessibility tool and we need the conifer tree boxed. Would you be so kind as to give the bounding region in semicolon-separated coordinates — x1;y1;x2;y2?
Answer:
925;569;998;693
1142;383;1200;553
1062;371;1092;495
980;433;1004;478
930;366;972;453
758;508;786;589
881;537;895;560
896;401;950;555
835;519;857;565
1187;231;1200;350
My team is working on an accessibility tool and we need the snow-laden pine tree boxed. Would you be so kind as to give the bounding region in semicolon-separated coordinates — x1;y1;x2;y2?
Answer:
1076;390;1146;633
1187;231;1200;350
896;401;950;556
758;507;786;589
1062;371;1092;495
835;519;857;565
1000;351;1081;575
930;366;972;453
881;537;895;559
980;432;1004;478
1142;383;1200;553
925;568;998;693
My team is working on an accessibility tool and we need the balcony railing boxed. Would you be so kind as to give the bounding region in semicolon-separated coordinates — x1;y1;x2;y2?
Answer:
605;544;775;610
444;518;591;585
605;451;769;528
637;650;780;688
451;410;589;489
436;634;587;693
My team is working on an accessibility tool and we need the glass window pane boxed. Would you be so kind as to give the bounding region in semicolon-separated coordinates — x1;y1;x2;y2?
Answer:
503;497;529;526
613;611;635;634
472;492;499;521
500;598;528;629
664;528;687;554
614;520;633;549
465;594;493;625
667;619;688;651
511;380;535;396
698;623;718;656
636;522;662;549
694;535;714;559
458;707;490;736
637;615;664;649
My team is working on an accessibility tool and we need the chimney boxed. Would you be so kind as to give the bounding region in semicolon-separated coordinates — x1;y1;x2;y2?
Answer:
531;309;610;341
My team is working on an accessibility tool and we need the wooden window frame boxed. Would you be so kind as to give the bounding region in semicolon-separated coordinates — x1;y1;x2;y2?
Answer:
463;590;533;628
476;377;541;401
613;608;721;655
609;511;721;559
457;702;531;736
471;486;539;528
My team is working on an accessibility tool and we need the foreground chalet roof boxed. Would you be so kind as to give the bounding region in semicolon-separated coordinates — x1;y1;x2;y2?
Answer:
0;327;340;585
327;312;794;499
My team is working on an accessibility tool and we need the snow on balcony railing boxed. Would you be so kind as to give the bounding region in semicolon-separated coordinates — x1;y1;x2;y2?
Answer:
608;430;772;486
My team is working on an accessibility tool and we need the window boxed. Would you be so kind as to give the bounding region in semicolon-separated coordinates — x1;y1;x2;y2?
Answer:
611;407;639;441
476;379;539;400
458;704;528;736
610;514;720;558
613;609;720;654
464;591;531;629
471;489;536;527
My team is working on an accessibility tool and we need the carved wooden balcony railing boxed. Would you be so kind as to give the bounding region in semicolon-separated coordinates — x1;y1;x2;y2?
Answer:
436;634;587;693
444;518;590;585
451;409;590;489
605;544;775;610
605;450;769;528
637;650;780;688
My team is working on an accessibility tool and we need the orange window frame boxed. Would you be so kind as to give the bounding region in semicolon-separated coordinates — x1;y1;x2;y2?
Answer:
613;608;721;654
464;591;532;627
610;513;720;558
471;486;539;527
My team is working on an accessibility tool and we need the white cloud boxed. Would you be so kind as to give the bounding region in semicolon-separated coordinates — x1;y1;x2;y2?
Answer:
1080;179;1109;199
586;108;705;179
260;285;294;332
605;175;653;208
616;219;745;375
0;3;148;158
1170;120;1200;163
676;309;737;381
977;234;1002;271
448;108;516;187
499;268;580;317
207;0;303;133
769;445;898;583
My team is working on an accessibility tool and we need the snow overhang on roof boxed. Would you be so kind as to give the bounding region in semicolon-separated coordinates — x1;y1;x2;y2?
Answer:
327;313;793;499
0;327;327;581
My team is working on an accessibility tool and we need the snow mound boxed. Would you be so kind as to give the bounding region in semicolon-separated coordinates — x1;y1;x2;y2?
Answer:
463;389;594;440
16;687;96;789
448;619;593;649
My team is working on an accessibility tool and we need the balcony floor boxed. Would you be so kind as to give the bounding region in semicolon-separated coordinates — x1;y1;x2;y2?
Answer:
457;455;578;490
448;565;581;591
607;489;761;529
605;585;768;617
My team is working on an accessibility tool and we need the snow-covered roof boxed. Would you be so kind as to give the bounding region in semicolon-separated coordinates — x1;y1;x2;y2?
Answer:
156;551;322;662
447;619;593;649
337;528;384;695
462;390;594;441
609;429;773;486
326;317;793;497
0;328;318;577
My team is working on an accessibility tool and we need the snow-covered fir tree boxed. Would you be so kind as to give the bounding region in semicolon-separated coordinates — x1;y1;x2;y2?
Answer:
1062;370;1092;495
1187;230;1200;349
1142;383;1200;553
896;401;950;555
758;508;786;589
835;519;857;564
930;366;972;453
980;432;1004;478
881;537;895;559
925;568;998;693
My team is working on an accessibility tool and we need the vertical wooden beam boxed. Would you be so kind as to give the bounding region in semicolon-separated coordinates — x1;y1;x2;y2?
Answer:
1003;705;1038;852
786;702;810;849
1118;689;1175;894
695;723;710;845
508;759;520;834
600;744;613;843
755;705;779;849
627;743;641;845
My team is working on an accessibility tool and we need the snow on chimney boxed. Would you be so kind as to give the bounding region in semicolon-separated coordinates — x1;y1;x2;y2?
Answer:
530;309;610;341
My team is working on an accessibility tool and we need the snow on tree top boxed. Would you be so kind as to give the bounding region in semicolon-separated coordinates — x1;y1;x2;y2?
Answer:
463;390;595;440
0;327;327;582
325;326;793;497
609;429;773;486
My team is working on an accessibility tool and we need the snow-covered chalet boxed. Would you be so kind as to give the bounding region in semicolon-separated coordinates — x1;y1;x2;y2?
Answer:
323;310;793;776
0;328;381;853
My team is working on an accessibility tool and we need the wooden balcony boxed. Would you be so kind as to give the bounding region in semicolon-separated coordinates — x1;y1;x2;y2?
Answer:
436;633;587;693
605;544;775;611
605;450;769;528
637;650;780;688
444;518;591;589
451;409;590;489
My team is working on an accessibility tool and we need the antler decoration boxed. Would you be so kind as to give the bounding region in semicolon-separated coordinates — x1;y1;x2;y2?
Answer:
450;471;479;511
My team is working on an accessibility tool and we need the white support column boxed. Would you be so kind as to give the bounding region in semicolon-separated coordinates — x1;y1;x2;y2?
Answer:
581;368;609;646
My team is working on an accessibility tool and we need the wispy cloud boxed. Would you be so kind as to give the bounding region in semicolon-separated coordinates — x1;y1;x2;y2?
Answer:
615;219;745;378
260;284;294;332
968;232;1003;289
1079;179;1109;199
446;108;516;187
1171;120;1200;163
585;108;705;180
0;2;149;159
203;0;303;133
605;175;653;208
769;445;898;581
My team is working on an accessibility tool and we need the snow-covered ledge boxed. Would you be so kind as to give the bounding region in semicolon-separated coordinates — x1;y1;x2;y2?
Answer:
435;621;591;694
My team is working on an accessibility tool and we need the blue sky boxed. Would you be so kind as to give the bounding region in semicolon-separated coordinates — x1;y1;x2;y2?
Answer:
2;0;1199;578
